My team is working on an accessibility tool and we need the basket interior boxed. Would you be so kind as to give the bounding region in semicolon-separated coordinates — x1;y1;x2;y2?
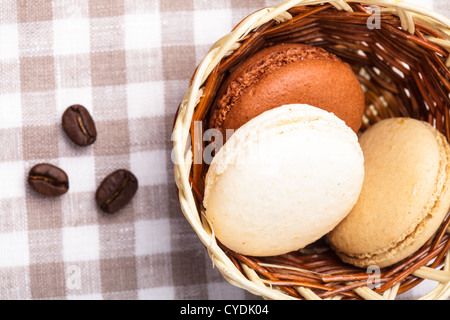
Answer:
188;3;450;299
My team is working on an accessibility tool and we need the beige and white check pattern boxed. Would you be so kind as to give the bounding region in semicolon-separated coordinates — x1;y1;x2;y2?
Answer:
0;0;446;300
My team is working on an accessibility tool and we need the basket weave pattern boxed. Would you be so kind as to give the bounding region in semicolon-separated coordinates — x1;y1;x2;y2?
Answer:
173;0;450;300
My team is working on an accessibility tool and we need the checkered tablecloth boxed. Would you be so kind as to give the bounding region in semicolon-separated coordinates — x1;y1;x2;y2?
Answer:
0;0;447;300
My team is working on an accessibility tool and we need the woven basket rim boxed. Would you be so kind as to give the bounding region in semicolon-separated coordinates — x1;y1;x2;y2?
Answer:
172;0;450;300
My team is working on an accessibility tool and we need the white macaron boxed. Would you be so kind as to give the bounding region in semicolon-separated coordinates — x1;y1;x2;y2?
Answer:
203;104;364;257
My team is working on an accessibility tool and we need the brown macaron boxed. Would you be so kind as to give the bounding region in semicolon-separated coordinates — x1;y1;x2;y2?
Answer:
208;43;365;137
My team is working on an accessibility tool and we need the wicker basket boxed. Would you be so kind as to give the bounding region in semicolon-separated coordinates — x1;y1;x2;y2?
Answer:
172;0;450;300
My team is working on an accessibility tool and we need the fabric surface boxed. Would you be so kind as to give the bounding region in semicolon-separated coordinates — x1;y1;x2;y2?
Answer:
0;0;446;300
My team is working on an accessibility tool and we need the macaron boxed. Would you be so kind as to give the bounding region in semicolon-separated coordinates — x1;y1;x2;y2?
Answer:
327;118;450;268
203;104;364;257
208;43;365;139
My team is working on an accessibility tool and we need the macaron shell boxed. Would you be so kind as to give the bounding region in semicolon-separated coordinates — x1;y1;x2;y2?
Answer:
223;43;339;80
208;43;365;135
223;58;364;133
204;104;364;257
327;118;450;268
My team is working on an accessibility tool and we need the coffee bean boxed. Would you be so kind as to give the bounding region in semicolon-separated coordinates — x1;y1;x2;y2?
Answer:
62;104;97;146
28;163;69;197
96;169;138;214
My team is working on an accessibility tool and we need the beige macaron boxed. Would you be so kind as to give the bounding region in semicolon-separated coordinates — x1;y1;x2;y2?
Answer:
204;104;364;257
327;118;450;268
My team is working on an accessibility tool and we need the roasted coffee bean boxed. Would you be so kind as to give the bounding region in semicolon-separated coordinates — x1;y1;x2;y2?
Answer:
96;169;138;214
28;163;69;197
62;104;97;146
